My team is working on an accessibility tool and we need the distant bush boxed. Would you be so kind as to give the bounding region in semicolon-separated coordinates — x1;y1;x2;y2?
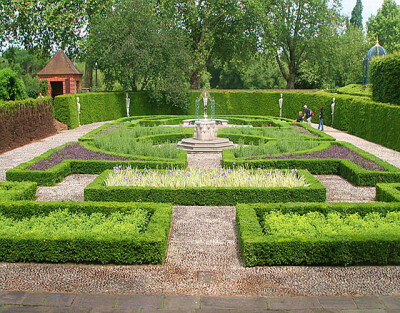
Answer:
336;84;372;97
0;68;26;101
370;53;400;105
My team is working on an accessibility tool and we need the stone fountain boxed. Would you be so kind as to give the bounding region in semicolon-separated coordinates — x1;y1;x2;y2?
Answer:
177;91;234;152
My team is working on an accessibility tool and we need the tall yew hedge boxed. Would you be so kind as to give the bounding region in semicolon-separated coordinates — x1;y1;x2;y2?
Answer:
370;53;400;105
54;90;400;152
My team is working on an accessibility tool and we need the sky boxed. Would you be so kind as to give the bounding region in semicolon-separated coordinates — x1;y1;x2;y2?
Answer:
341;0;400;24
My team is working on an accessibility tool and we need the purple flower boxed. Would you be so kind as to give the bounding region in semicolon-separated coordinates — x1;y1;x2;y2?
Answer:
221;172;227;177
27;143;132;171
185;173;191;177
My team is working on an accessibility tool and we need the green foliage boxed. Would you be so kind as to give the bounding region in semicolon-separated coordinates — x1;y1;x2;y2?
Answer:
0;68;26;101
337;84;372;97
367;0;400;52
263;211;400;239
370;53;400;105
350;0;363;28
0;209;149;238
93;127;191;159
254;0;341;88
0;182;37;201
55;91;400;152
376;183;400;202
0;201;172;264
84;169;326;205
237;202;400;266
88;0;190;110
39;79;49;97
232;141;321;158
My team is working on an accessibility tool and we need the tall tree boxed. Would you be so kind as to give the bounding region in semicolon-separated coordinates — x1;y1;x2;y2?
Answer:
367;0;400;52
350;0;363;28
254;0;341;89
88;0;191;109
159;0;256;89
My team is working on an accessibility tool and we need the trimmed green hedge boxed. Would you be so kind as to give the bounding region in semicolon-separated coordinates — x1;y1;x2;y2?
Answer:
0;182;37;201
6;142;187;186
376;183;400;202
370;53;400;105
0;201;171;264
55;91;400;152
84;169;326;205
336;84;372;97
237;202;400;266
223;141;400;186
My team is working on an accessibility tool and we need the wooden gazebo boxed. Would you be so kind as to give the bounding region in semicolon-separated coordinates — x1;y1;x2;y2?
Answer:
38;50;83;98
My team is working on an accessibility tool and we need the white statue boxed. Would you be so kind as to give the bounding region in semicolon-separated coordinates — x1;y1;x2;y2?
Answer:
279;93;283;117
126;93;131;117
331;97;336;126
202;91;210;119
76;96;81;126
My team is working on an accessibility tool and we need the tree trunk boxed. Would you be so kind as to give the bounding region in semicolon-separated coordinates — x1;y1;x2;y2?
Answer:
83;63;93;89
190;72;201;90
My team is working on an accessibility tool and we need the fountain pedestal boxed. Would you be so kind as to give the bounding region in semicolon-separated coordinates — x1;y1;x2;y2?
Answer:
178;119;234;153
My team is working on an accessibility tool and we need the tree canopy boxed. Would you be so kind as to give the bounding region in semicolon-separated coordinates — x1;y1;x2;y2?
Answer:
350;0;363;28
367;0;400;52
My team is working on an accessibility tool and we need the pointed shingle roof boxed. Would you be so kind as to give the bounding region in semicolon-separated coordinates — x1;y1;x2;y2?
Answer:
38;50;82;76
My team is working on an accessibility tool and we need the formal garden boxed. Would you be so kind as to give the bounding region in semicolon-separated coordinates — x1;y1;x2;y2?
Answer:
2;0;400;311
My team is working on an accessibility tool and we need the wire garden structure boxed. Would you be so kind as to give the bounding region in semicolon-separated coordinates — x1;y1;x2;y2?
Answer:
195;91;216;120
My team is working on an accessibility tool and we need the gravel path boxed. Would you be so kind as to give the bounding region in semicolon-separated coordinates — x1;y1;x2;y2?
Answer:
316;175;376;202
187;153;222;169
165;206;241;270
36;174;98;201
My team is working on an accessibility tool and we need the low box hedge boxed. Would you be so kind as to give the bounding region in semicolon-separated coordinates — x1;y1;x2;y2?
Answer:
0;201;172;264
0;182;37;201
6;142;187;186
237;202;400;266
84;169;326;205
223;141;400;186
376;183;400;202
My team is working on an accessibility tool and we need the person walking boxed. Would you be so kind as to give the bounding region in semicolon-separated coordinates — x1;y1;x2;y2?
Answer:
304;105;312;126
318;106;324;131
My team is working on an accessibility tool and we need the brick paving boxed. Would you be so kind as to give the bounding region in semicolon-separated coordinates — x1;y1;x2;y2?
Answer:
1;291;400;312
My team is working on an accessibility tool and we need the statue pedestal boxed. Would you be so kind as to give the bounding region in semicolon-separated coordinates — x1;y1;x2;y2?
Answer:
195;119;217;141
177;119;234;153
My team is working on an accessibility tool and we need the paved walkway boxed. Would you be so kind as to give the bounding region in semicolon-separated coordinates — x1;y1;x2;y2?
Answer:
1;291;400;312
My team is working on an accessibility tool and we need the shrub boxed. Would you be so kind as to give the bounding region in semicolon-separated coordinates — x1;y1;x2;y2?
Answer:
0;68;26;101
336;84;372;97
376;183;400;202
370;52;400;105
0;201;172;264
0;182;37;201
237;202;400;266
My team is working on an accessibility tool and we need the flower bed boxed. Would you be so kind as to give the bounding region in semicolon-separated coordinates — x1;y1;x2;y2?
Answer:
85;168;325;205
28;143;130;171
0;201;172;264
257;144;385;171
237;202;400;266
